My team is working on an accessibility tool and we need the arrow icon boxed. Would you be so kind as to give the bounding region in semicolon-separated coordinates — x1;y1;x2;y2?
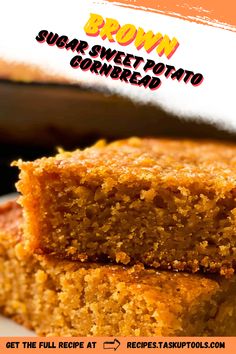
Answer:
103;339;120;351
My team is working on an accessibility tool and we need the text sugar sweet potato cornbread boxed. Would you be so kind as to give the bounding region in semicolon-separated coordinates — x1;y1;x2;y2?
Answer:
1;201;236;336
14;138;236;276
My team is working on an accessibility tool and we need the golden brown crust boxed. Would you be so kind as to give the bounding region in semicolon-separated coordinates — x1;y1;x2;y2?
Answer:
16;138;236;190
0;200;22;245
15;138;236;275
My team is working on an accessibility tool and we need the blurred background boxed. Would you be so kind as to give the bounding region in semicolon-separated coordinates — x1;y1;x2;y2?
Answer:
0;59;235;196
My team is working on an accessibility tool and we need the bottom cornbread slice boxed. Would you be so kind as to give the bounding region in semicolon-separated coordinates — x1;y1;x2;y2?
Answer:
1;201;236;336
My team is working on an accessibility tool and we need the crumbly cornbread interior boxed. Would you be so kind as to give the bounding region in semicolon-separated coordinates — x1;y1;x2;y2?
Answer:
15;138;236;275
1;201;236;336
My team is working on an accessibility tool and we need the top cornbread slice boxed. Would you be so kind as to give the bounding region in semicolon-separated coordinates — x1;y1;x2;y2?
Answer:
15;138;236;275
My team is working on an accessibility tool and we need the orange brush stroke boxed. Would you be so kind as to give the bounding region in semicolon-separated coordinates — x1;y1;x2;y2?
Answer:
104;0;236;32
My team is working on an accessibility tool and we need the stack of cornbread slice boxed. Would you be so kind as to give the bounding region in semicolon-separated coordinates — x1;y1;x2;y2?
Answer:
1;137;236;336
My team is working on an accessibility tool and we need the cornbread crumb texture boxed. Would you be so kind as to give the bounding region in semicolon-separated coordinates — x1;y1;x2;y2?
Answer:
1;201;236;336
15;138;236;275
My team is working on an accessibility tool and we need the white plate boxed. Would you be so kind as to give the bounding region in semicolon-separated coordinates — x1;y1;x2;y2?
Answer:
0;194;36;336
0;316;35;336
